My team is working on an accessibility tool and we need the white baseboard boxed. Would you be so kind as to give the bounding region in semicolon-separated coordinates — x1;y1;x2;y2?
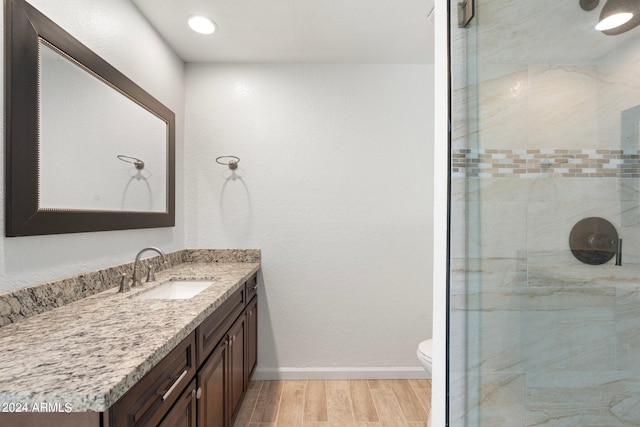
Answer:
252;367;430;381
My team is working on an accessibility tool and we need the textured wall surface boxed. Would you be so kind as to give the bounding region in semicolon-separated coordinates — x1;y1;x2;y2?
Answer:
0;0;185;293
185;64;434;373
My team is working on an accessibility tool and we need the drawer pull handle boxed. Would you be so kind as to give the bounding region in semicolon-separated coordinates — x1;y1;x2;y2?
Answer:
251;284;258;291
161;369;188;401
196;387;202;399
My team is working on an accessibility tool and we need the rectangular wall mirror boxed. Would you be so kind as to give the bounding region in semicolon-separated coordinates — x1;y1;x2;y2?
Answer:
5;0;175;237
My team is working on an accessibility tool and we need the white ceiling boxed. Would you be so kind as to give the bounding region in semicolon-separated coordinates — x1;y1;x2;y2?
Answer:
131;0;435;64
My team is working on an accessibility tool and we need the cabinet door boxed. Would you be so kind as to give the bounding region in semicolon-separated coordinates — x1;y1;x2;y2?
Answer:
159;379;197;427
228;315;245;423
197;341;227;427
245;296;258;386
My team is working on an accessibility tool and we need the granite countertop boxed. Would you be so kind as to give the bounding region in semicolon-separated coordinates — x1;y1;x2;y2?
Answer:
0;260;260;412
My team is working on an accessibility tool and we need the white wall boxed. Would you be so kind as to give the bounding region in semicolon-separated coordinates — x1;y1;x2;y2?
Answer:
185;64;434;374
0;0;185;293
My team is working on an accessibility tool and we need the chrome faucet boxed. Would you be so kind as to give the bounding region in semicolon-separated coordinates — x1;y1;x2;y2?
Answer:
132;247;166;287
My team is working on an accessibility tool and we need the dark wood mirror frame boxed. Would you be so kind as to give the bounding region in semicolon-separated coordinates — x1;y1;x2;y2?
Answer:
4;0;175;237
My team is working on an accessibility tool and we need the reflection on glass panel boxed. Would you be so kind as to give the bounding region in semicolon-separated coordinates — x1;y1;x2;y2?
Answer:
449;0;640;425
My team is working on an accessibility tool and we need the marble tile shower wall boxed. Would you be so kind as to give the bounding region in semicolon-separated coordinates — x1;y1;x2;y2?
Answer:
449;3;640;424
450;176;640;426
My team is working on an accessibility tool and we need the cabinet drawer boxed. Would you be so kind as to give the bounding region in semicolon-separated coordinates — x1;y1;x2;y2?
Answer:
158;379;196;427
245;274;258;301
111;332;196;427
196;286;244;367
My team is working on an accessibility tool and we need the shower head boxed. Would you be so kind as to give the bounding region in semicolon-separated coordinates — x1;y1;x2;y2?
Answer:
597;0;640;35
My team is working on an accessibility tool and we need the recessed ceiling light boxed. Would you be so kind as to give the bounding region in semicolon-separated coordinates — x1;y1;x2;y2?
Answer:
187;15;216;35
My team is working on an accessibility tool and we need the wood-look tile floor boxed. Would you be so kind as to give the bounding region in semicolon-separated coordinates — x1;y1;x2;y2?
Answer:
233;379;432;427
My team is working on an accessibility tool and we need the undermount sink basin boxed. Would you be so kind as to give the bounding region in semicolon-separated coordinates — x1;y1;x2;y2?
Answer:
135;280;215;300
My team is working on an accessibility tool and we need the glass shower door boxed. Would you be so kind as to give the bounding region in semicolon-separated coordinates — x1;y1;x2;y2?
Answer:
449;0;640;425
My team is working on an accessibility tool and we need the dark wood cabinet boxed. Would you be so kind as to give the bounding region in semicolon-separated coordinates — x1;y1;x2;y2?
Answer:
196;309;250;427
19;273;259;427
159;379;197;427
196;273;258;427
245;275;257;302
111;333;196;427
196;339;227;427
196;286;244;367
227;314;245;423
245;296;258;386
115;273;258;427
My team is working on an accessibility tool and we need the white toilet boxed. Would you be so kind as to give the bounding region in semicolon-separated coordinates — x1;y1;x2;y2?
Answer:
417;339;433;378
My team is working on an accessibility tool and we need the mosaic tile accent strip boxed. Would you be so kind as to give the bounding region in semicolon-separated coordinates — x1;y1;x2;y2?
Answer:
0;249;261;327
452;149;640;178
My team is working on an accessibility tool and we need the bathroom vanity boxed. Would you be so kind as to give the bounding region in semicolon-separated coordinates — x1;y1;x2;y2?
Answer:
3;1;259;425
0;250;259;427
